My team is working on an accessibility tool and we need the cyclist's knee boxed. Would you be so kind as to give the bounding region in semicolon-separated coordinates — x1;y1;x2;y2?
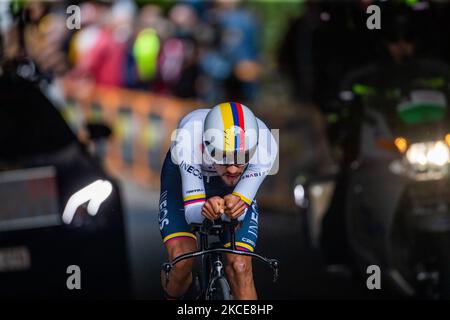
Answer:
227;255;252;277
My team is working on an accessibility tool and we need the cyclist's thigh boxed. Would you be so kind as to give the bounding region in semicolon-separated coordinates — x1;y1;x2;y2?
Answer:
159;152;197;256
221;200;259;252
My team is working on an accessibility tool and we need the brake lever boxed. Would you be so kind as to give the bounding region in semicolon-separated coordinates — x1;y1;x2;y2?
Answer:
162;263;172;288
270;259;279;283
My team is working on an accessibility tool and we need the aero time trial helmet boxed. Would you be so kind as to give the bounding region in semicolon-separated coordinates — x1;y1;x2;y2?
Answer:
203;102;259;165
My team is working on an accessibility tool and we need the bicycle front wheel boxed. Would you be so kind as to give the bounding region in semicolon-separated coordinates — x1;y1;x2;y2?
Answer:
208;277;232;300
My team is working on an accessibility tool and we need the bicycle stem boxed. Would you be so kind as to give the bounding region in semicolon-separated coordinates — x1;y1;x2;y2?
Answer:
230;218;238;251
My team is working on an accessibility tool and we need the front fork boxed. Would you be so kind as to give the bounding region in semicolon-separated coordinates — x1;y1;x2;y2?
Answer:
212;257;224;277
206;254;226;299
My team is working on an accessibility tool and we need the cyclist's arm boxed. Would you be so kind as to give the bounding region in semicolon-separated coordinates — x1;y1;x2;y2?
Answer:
171;113;207;224
231;119;278;217
180;161;206;224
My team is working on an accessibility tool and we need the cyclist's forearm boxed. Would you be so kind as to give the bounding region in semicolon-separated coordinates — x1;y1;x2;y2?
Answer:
184;203;204;224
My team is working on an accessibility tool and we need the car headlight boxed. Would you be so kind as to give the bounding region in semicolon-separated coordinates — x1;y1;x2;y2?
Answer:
294;184;308;208
406;141;450;167
62;179;113;224
427;141;450;166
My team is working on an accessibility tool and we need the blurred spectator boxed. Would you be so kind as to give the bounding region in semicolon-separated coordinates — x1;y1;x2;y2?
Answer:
124;3;203;98
150;3;200;98
25;4;69;77
2;0;266;102
200;0;261;102
126;27;160;89
123;4;166;90
70;0;136;87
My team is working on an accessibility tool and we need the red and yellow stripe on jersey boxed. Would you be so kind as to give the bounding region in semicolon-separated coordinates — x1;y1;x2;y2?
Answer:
183;193;206;206
232;191;252;208
219;102;246;153
224;241;254;252
163;232;197;244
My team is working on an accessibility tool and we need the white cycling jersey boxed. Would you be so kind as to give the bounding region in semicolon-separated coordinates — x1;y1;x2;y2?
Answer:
170;108;278;224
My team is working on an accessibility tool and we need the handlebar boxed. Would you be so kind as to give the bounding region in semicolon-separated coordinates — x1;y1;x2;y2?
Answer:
162;219;280;284
162;248;279;283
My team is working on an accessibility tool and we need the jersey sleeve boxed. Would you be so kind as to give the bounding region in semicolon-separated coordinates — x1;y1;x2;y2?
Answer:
232;119;278;211
170;113;206;224
180;162;206;224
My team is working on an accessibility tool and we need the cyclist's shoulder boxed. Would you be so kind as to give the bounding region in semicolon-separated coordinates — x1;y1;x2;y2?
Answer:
178;108;210;129
255;116;269;130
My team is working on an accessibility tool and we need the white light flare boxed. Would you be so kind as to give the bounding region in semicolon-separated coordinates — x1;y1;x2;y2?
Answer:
62;180;113;224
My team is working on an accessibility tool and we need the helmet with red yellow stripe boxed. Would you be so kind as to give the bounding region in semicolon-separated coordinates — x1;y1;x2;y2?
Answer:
203;102;259;165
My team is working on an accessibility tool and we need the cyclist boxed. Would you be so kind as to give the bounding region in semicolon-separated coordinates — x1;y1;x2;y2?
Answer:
158;102;278;300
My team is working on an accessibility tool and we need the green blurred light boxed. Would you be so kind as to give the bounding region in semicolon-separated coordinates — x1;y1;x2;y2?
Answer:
327;113;339;123
133;28;160;82
352;84;376;96
423;77;446;89
405;0;419;7
398;104;447;124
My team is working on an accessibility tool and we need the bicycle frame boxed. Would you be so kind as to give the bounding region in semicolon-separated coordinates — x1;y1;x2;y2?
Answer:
162;219;280;299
